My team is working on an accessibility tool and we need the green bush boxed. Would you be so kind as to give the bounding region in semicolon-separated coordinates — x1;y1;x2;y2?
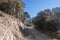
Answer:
0;0;24;19
32;10;60;32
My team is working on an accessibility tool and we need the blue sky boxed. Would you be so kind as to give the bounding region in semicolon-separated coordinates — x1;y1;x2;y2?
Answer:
22;0;60;18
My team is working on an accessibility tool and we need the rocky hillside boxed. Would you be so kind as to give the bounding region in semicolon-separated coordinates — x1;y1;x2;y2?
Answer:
0;11;26;40
0;0;29;40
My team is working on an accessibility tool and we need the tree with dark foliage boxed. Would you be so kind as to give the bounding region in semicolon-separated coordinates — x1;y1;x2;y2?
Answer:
32;9;60;33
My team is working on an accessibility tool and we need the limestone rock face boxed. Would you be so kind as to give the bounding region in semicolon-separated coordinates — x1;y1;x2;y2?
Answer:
0;11;25;40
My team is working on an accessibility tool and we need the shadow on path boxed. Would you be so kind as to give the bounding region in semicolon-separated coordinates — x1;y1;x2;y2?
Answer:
19;26;29;37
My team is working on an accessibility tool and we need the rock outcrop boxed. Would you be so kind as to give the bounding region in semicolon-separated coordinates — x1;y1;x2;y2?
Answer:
0;11;26;40
0;0;27;40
